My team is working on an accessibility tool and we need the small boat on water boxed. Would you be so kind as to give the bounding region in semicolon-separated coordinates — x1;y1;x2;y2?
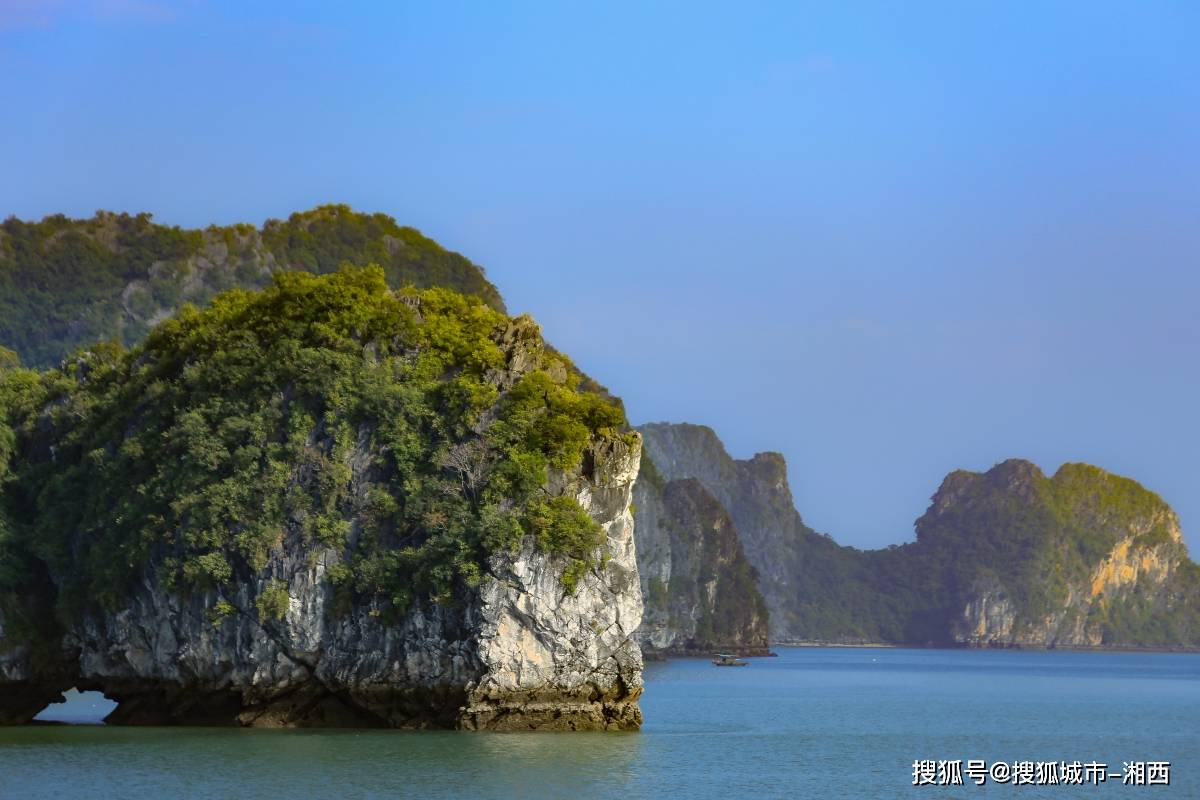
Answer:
712;653;749;667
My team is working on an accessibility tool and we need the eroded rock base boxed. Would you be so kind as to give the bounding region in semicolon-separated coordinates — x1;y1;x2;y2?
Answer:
1;681;642;731
460;683;643;731
0;683;71;725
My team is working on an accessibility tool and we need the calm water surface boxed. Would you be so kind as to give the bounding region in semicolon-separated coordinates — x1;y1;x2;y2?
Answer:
1;647;1196;798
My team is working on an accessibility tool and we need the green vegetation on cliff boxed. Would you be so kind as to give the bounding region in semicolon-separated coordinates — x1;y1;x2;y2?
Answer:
0;268;625;623
0;349;20;585
0;205;505;368
0;349;64;657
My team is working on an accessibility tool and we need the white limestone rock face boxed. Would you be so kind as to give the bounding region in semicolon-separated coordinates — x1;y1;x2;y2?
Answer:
953;518;1185;648
465;436;644;730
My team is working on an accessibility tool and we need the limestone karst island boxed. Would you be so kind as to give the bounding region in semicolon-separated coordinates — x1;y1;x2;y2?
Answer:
7;4;1200;796
1;208;1197;732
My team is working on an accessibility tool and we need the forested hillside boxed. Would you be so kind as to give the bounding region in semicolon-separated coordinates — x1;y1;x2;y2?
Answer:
0;205;504;367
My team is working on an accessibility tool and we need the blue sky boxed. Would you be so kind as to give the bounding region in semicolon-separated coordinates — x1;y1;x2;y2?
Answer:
2;1;1198;550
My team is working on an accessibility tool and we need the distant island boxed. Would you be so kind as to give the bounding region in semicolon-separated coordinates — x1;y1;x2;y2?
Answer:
637;423;1199;651
1;206;1196;728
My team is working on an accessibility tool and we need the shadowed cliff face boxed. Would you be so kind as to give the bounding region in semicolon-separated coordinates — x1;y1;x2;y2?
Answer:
632;460;769;656
0;563;75;725
637;422;877;643
0;272;644;729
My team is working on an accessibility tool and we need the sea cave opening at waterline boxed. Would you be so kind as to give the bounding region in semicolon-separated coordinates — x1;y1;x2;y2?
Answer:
32;690;115;725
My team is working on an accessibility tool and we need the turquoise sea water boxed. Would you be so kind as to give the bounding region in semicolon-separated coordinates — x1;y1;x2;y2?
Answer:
1;647;1196;798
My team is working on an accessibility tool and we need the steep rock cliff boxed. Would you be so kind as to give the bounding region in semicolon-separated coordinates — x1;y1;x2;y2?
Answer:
637;423;879;642
0;269;644;728
632;452;768;656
